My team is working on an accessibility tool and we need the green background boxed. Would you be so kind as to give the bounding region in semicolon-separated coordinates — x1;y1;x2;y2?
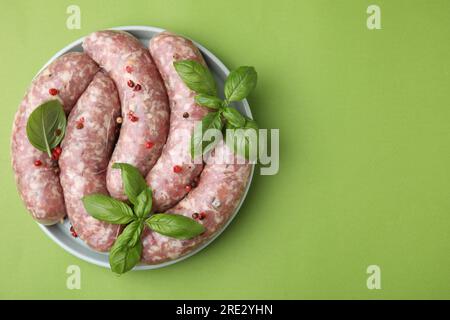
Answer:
0;0;449;299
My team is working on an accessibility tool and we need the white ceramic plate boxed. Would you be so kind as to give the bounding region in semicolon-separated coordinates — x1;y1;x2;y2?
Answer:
36;26;254;270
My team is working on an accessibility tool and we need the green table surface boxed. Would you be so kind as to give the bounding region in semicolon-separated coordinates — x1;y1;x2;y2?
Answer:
0;0;449;299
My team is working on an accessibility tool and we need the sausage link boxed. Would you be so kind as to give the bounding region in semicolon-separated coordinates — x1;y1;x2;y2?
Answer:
146;32;212;212
83;30;170;200
11;52;99;225
141;142;251;264
59;71;121;252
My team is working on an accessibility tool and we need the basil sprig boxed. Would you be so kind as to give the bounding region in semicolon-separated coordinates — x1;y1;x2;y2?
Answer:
26;100;66;157
174;61;258;159
82;163;205;274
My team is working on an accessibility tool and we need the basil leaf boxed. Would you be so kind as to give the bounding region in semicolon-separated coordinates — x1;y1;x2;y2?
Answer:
134;188;153;219
191;111;223;158
109;220;143;274
225;117;259;160
127;220;145;248
174;60;216;96
111;163;148;206
194;94;223;110
82;194;135;224
26;100;66;157
222;107;246;128
145;214;205;240
224;66;257;102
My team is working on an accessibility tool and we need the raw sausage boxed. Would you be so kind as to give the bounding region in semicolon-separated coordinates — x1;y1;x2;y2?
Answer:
146;31;212;212
11;52;99;225
83;30;170;200
141;141;252;264
59;71;121;252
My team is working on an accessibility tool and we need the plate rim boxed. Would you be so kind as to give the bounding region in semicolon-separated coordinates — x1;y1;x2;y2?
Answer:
37;25;255;270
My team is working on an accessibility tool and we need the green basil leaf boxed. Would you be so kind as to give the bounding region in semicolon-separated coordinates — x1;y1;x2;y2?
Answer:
82;194;135;224
134;188;153;219
224;66;257;102
109;220;143;274
126;220;145;248
242;118;259;131
191;111;223;158
111;163;148;206
194;94;223;110
222;107;246;128
145;214;205;240
109;239;141;275
174;60;216;96
225;117;259;160
26;100;66;157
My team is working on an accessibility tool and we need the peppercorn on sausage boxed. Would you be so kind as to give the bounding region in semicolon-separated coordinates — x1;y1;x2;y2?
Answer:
83;30;170;200
59;71;121;252
141;141;252;264
146;32;212;212
11;52;99;225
